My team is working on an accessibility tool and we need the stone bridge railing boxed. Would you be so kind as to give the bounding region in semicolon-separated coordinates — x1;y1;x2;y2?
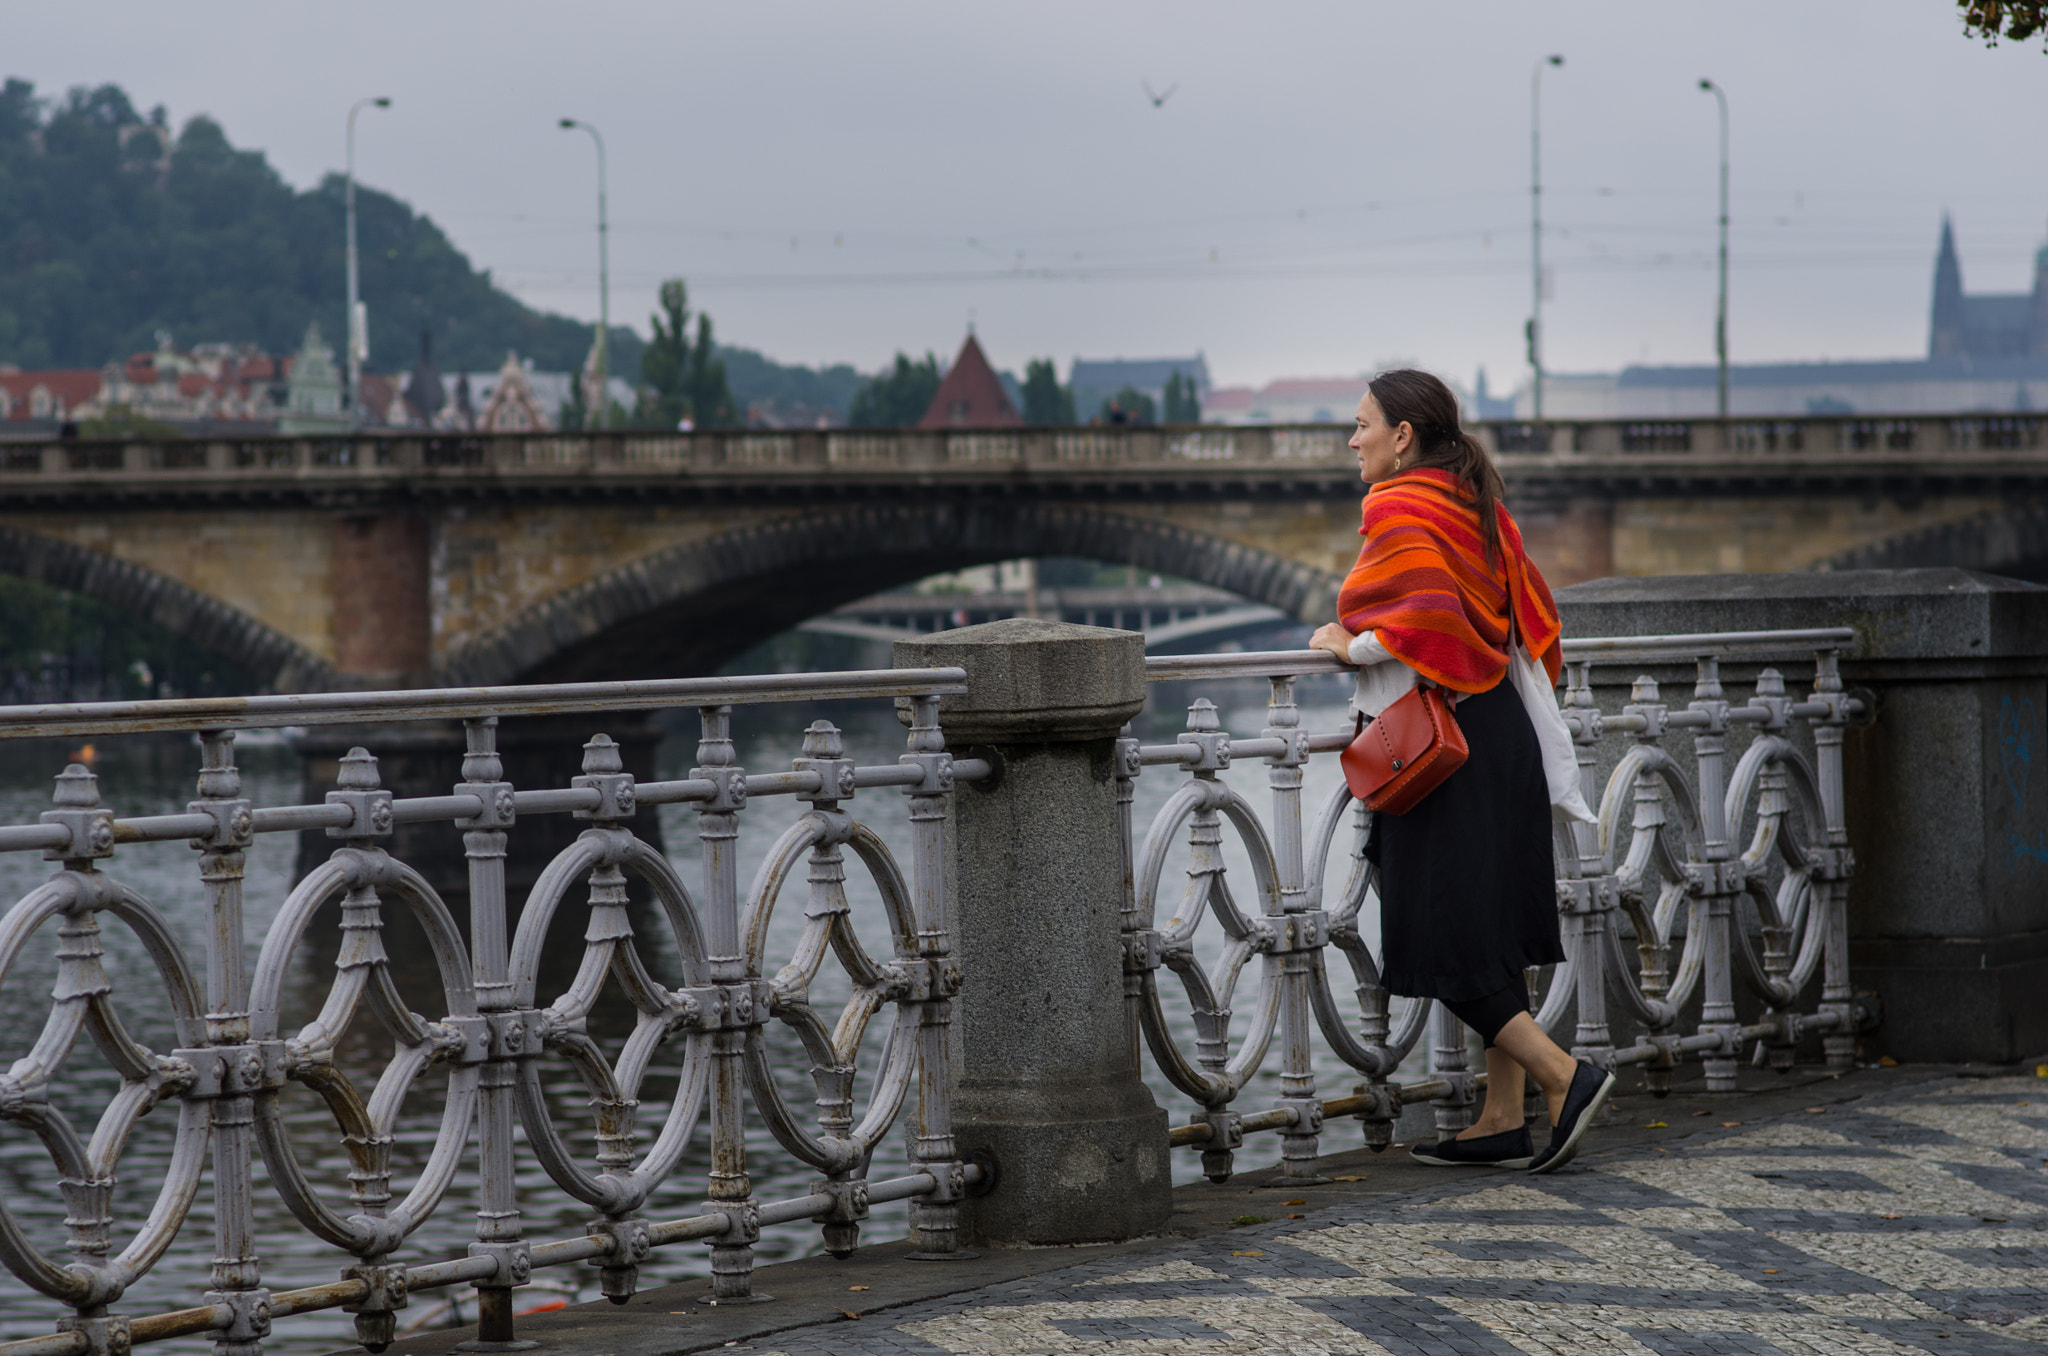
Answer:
0;571;2040;1355
0;415;2041;499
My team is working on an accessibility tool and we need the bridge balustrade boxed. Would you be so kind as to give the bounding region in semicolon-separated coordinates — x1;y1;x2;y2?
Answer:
0;416;2041;489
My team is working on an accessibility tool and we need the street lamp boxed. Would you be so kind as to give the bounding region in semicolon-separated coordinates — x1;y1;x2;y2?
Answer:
1529;54;1563;423
345;96;391;426
560;118;610;430
1700;78;1729;419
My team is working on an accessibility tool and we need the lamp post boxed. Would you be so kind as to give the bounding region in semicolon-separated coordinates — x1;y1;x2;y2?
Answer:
1700;77;1729;420
560;118;609;430
1529;54;1563;422
345;97;391;426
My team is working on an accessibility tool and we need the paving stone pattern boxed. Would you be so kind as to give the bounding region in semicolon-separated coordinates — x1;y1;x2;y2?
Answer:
729;1076;2048;1355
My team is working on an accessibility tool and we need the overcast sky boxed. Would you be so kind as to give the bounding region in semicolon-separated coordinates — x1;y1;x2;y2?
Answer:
8;2;2047;390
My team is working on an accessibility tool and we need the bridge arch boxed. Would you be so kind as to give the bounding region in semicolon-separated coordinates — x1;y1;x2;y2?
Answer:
437;502;1346;686
1815;501;2048;582
0;524;336;693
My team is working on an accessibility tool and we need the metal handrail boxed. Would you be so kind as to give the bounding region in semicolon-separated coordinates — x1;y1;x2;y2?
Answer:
0;667;969;740
1144;627;1859;682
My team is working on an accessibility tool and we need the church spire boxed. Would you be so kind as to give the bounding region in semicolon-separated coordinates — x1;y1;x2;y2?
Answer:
1931;214;1964;359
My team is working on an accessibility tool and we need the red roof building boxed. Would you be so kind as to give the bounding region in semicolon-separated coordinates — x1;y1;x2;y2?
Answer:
917;334;1021;429
0;370;105;424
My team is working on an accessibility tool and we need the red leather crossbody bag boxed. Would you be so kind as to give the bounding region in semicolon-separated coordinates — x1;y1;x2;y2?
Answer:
1339;683;1469;814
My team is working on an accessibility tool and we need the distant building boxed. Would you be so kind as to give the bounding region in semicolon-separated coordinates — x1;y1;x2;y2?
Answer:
918;334;1021;429
1068;355;1210;423
401;331;449;429
474;352;553;432
1511;219;2048;419
461;363;633;428
1;333;290;435
278;323;349;434
0;369;106;432
1931;215;2048;359
1200;375;1372;425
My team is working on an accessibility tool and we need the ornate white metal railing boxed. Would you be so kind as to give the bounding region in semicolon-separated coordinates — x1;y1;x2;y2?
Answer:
1124;630;1873;1184
0;671;988;1356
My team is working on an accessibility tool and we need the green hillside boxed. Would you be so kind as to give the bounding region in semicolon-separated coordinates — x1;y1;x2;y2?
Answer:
0;78;870;422
0;79;646;377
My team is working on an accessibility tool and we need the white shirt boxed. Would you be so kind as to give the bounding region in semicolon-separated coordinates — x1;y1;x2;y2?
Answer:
1345;629;1596;824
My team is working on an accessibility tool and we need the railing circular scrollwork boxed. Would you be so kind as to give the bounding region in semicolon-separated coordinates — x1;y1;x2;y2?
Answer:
0;868;208;1310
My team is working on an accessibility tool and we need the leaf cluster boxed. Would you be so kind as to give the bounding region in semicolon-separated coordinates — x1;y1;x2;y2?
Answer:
1021;358;1075;425
1959;0;2048;45
849;353;942;427
639;278;737;428
1162;370;1201;423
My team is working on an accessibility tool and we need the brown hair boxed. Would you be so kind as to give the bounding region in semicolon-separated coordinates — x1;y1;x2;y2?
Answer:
1366;368;1506;567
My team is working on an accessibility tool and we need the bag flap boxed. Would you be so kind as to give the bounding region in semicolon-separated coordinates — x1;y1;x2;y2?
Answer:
1340;685;1439;797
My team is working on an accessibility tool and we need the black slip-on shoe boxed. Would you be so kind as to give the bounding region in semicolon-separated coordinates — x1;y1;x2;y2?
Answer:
1529;1060;1617;1175
1409;1125;1535;1169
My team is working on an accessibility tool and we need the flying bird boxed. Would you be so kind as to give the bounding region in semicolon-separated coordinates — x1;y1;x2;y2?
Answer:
1142;80;1179;108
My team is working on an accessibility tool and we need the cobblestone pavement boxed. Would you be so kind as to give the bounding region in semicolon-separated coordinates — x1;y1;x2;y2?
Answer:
731;1075;2048;1355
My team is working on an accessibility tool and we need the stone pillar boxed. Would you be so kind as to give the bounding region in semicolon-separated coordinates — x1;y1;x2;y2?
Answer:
1558;567;2048;1063
331;512;431;686
892;618;1171;1246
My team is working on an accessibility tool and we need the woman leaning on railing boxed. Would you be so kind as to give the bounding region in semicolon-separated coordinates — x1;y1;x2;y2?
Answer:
1307;368;1612;1173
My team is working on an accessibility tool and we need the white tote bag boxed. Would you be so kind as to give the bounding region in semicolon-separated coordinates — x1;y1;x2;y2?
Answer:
1508;639;1597;824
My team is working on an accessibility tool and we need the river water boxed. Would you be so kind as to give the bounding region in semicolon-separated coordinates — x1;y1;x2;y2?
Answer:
0;675;1392;1352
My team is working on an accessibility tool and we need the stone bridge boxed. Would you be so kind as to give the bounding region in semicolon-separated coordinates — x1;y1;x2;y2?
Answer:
0;414;2041;690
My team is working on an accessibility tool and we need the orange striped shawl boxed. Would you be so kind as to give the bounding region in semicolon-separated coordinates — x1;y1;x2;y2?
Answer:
1336;468;1563;693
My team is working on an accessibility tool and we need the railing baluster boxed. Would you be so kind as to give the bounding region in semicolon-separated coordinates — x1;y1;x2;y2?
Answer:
458;717;528;1350
193;733;267;1356
691;705;759;1303
901;695;969;1256
1263;676;1325;1184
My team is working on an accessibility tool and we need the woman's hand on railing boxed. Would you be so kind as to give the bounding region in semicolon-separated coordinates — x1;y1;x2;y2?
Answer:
1308;623;1357;665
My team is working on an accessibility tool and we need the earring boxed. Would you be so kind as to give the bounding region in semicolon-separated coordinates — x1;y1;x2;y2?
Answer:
1393;453;1402;471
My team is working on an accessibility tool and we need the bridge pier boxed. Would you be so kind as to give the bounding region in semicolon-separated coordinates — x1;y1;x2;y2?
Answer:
332;511;432;688
893;618;1173;1246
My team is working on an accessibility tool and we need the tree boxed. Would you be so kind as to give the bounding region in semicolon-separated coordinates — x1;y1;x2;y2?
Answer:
849;352;942;427
558;370;588;431
1959;0;2047;44
1098;384;1157;425
687;312;736;427
1021;358;1075;424
1162;370;1201;423
639;278;737;428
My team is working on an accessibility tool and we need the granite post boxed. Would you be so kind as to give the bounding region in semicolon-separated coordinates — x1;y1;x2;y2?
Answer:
892;618;1172;1246
1559;568;2048;1063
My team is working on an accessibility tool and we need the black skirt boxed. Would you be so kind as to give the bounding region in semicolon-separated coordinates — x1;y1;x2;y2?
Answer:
1364;679;1563;1002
